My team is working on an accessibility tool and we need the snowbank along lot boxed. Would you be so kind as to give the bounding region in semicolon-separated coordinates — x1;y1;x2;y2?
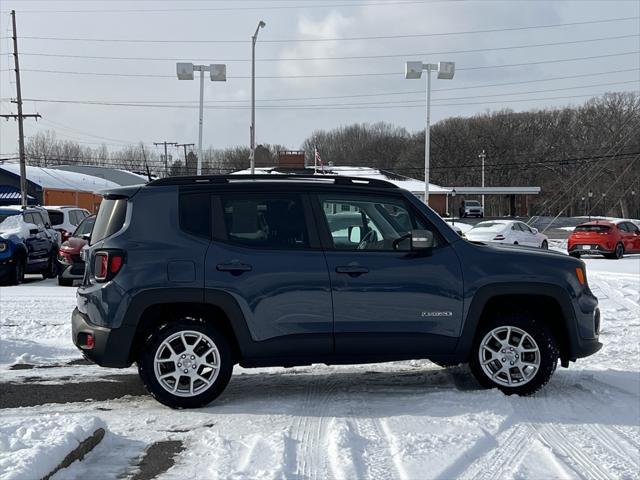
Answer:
0;255;639;479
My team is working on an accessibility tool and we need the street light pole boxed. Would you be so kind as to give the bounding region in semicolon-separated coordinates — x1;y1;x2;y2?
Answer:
424;64;432;205
479;149;486;209
250;20;266;175
588;191;593;221
405;60;455;205
176;62;227;176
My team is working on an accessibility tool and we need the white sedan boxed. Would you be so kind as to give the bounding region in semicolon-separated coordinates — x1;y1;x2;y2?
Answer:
465;220;549;248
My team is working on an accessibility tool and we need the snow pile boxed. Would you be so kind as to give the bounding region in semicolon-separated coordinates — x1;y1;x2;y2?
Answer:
0;415;105;480
0;215;32;239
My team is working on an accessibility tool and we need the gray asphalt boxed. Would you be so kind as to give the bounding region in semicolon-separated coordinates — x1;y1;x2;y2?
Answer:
0;374;146;409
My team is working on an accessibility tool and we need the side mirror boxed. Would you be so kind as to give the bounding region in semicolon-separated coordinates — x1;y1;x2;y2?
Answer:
44;222;51;229
348;226;362;243
531;228;539;234
81;233;91;241
411;229;435;251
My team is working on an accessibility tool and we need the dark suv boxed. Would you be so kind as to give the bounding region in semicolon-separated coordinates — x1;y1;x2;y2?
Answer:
72;175;601;408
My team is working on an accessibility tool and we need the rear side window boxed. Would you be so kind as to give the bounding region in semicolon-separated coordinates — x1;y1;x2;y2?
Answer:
575;225;610;233
179;192;211;238
48;211;64;226
91;198;127;245
221;194;309;249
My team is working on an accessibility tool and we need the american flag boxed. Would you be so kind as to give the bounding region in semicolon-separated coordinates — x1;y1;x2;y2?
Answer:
314;146;324;173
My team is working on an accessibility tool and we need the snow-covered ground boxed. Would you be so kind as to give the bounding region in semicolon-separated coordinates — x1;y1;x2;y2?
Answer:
1;254;639;479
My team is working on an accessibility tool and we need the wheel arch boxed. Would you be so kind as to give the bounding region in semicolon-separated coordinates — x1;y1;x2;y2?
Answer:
124;288;253;365
456;283;577;366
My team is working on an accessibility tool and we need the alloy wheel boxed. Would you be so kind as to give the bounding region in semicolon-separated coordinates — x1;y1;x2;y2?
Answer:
153;330;221;397
478;326;540;387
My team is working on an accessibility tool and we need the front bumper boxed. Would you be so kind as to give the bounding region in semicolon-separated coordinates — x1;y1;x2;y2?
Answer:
71;307;135;368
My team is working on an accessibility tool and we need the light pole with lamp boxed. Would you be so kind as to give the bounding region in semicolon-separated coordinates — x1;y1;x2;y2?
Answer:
588;191;593;221
250;20;266;175
479;149;486;209
632;190;637;218
581;196;586;217
451;189;457;226
602;193;607;217
176;62;227;175
405;60;455;205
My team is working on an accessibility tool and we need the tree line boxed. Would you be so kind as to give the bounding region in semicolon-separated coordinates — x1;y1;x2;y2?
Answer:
16;92;640;218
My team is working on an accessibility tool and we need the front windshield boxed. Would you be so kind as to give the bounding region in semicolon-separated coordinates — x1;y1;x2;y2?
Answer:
470;222;507;232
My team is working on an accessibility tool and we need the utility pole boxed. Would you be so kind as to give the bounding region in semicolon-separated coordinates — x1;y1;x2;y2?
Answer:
154;141;177;177
479;149;486;209
0;11;41;208
175;143;195;162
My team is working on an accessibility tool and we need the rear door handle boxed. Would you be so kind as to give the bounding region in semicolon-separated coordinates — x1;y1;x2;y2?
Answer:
216;263;253;274
335;265;369;276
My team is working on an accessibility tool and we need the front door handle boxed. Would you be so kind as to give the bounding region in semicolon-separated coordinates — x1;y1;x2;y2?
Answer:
335;265;369;277
216;263;253;275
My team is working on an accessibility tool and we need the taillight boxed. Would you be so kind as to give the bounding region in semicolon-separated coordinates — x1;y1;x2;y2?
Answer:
93;250;124;282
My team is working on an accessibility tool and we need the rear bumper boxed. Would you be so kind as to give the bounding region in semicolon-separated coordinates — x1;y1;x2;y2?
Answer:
71;307;135;368
568;244;613;255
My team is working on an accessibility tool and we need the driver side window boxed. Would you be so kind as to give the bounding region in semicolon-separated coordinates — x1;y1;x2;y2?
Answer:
319;194;432;251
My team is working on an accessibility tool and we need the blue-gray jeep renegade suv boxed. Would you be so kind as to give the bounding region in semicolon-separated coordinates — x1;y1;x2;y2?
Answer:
72;175;601;408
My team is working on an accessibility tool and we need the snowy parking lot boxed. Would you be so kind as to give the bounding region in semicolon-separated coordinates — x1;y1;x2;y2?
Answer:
1;254;639;479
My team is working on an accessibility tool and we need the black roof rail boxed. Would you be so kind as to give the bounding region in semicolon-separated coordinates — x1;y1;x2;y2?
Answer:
147;174;398;189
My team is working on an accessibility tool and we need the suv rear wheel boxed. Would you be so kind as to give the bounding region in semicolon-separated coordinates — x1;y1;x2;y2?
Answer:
138;319;233;409
469;314;558;396
10;255;25;285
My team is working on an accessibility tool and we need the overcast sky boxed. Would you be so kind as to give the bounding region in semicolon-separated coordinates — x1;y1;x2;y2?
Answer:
0;0;638;160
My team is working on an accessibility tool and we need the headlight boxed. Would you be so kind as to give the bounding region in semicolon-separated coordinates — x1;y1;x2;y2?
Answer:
0;243;7;252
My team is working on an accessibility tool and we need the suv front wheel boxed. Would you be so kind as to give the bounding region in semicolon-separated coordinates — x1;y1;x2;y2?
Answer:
138;319;234;409
469;315;558;396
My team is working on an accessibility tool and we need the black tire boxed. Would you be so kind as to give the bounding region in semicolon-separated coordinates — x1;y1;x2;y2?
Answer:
605;242;624;260
469;314;559;396
138;319;234;409
57;275;74;286
541;240;548;249
9;255;25;285
42;254;58;279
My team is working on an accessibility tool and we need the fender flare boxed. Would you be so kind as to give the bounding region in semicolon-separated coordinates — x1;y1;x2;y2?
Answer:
455;282;578;359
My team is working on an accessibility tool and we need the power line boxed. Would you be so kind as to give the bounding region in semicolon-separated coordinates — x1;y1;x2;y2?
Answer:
13;90;638;111
2;16;636;43
11;68;637;105
0;1;455;14
4;51;637;79
16;80;638;109
14;34;639;63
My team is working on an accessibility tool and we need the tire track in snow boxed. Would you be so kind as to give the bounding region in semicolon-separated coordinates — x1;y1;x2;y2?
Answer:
458;421;535;480
288;373;339;479
532;423;613;480
353;417;400;480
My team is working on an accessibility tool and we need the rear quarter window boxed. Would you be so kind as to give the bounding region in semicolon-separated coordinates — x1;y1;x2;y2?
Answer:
91;198;127;245
179;192;211;238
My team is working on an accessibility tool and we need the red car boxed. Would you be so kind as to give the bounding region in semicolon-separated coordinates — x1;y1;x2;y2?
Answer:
57;214;95;286
568;220;640;259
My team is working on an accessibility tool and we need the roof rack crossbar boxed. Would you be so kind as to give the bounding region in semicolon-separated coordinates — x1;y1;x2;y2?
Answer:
147;174;398;188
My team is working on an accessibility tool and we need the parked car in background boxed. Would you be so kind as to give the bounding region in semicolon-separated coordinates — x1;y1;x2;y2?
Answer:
57;214;96;286
568;220;640;259
0;206;59;284
45;206;91;243
459;200;484;218
466;220;549;248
